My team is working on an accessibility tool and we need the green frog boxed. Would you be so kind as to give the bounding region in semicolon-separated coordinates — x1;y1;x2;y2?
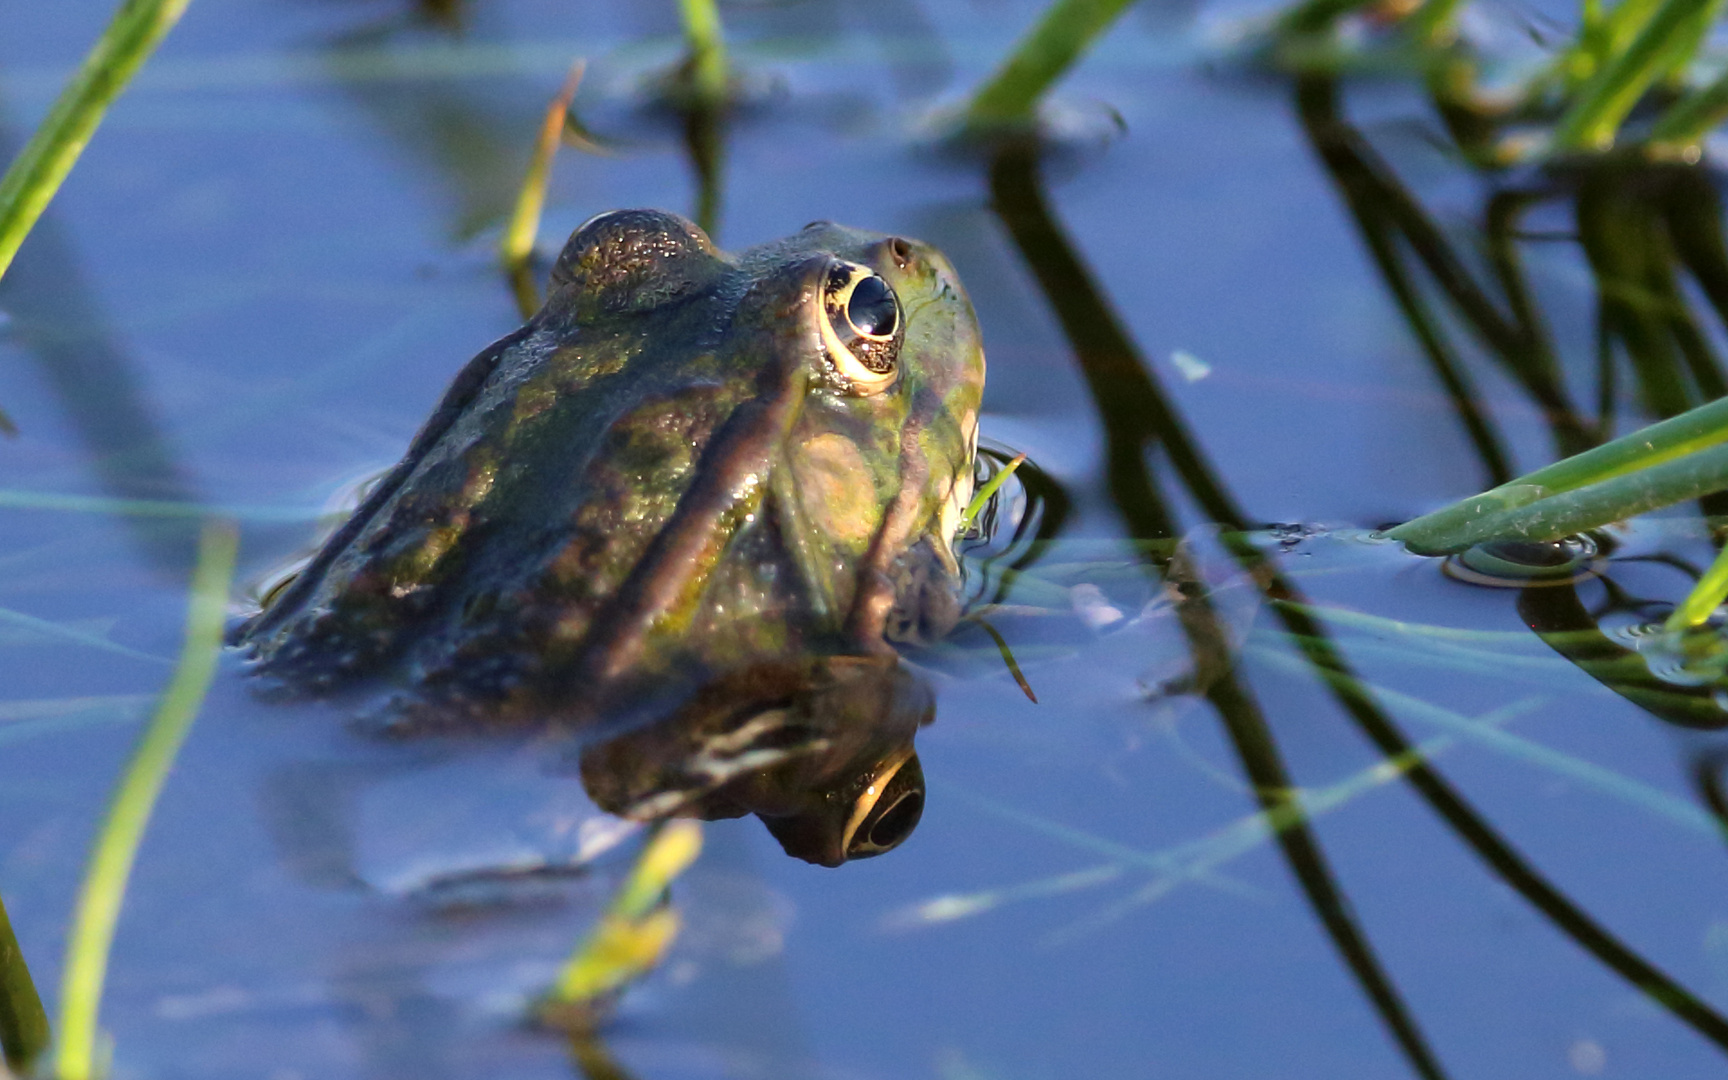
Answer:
237;210;984;800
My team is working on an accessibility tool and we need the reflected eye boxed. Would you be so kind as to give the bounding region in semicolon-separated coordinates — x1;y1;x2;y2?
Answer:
843;752;924;860
819;261;903;393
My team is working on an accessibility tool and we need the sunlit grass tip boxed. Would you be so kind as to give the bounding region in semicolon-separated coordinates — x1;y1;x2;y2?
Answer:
502;58;588;317
959;451;1027;534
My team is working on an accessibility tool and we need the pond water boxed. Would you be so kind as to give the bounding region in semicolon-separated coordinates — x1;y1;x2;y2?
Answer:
4;1;1728;1078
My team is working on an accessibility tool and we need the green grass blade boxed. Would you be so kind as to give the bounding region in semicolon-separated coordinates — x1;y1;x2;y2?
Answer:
1667;537;1728;629
1401;440;1728;552
1650;67;1728;150
0;893;49;1074
0;0;194;283
1389;394;1728;553
54;521;237;1080
677;0;729;108
1551;0;1717;151
962;0;1139;132
958;452;1025;533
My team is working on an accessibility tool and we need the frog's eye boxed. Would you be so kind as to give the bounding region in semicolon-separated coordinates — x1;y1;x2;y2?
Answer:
841;751;924;860
820;261;903;393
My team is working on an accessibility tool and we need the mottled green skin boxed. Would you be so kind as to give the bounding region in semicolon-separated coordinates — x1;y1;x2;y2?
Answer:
239;210;984;727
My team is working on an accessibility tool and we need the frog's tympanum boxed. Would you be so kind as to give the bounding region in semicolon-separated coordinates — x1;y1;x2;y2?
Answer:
237;209;985;864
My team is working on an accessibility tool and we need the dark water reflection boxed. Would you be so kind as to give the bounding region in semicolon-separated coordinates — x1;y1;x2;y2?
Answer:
5;1;1728;1078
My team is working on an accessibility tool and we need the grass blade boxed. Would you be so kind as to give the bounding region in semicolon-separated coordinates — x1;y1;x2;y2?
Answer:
1650;68;1728;151
958;452;1025;533
501;59;585;318
54;521;237;1080
1668;538;1728;629
1389;394;1728;553
538;820;702;1030
962;0;1139;133
1551;0;1718;151
1400;439;1728;552
0;0;193;283
0;893;48;1074
676;0;730;109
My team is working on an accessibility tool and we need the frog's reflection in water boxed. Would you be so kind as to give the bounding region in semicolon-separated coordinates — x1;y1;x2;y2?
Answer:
581;654;932;866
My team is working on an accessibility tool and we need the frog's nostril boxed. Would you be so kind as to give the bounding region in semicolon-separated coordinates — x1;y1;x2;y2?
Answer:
888;237;913;267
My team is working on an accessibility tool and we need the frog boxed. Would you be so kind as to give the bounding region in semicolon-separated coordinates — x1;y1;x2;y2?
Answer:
236;209;985;768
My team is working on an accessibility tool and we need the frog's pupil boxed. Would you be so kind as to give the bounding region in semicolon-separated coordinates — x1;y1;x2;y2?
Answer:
847;276;897;337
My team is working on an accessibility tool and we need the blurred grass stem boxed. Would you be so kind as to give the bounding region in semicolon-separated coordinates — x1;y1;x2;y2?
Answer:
963;0;1138;132
677;0;730;108
0;894;48;1073
0;0;192;284
54;521;237;1080
1552;0;1719;151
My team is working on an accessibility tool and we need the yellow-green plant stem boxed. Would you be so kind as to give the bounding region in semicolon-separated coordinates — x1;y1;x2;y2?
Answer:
958;452;1026;533
1667;537;1728;629
677;0;729;108
0;893;48;1073
0;0;193;284
543;821;702;1016
1552;0;1718;151
962;0;1138;132
54;521;237;1080
501;59;586;317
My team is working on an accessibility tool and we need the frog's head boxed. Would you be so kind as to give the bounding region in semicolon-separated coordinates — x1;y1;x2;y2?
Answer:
537;210;985;682
730;219;987;653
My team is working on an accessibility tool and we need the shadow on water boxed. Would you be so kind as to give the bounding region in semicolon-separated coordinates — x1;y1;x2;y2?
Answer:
986;132;1728;1070
1294;64;1728;917
0;102;203;576
987;140;1451;1080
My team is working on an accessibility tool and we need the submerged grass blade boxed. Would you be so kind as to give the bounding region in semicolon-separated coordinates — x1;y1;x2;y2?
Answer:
962;0;1139;132
0;0;193;283
539;821;702;1028
966;615;1038;702
1667;536;1728;630
0;893;48;1074
55;521;236;1080
501;59;585;315
1551;0;1718;151
1389;394;1728;553
1255;646;1718;834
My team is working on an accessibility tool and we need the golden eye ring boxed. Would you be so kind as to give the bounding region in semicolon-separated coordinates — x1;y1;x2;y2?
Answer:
819;261;903;393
